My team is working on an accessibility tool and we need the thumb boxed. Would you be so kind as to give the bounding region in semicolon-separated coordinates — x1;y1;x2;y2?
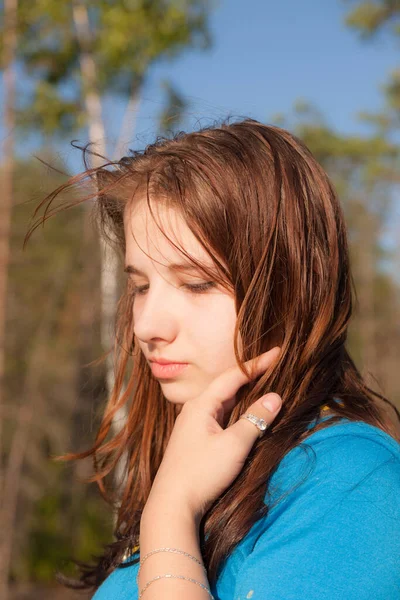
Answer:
259;393;282;416
223;393;282;448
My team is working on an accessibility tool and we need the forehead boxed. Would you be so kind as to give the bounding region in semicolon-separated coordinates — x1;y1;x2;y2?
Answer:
123;199;212;268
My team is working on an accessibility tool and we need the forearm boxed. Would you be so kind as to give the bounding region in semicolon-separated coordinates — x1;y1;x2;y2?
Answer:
138;504;211;599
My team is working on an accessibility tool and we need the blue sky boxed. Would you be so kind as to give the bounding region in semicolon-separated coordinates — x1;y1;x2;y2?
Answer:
1;0;398;169
95;0;399;272
1;0;399;256
97;0;398;165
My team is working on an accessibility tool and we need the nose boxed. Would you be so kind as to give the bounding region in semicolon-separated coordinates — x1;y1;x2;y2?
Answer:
133;281;179;343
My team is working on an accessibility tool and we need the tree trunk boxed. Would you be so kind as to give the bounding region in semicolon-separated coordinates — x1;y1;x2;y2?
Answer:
0;269;69;600
113;80;142;160
72;0;126;493
0;0;18;597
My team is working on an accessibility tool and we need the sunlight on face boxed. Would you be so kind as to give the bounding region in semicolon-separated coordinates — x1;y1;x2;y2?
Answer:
124;199;240;407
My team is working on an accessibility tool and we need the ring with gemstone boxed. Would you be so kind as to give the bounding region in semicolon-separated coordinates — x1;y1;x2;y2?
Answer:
239;412;269;437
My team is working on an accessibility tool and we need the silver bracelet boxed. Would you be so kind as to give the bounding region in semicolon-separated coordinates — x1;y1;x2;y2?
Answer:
136;546;207;584
138;574;214;599
137;547;212;599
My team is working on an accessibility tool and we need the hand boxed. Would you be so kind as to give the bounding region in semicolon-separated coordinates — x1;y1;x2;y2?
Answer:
144;346;282;523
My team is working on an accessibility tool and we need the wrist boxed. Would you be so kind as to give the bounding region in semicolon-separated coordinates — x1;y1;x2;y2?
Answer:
141;496;201;529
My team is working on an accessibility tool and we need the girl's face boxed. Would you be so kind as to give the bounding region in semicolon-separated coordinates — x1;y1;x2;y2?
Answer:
124;200;240;408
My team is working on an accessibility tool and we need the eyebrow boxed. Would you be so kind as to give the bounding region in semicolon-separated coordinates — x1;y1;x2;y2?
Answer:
124;262;203;275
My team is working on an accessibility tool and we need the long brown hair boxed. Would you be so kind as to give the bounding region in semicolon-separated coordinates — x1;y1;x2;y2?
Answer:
24;117;400;591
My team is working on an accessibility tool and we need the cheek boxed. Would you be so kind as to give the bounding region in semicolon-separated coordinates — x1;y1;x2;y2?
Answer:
193;300;238;369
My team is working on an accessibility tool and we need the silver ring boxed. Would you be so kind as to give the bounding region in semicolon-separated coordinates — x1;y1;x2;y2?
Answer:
240;412;269;437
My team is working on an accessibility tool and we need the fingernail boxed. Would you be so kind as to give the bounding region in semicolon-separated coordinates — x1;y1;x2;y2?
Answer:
262;394;282;412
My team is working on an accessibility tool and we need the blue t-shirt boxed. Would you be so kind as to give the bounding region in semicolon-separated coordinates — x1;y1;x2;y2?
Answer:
92;418;400;599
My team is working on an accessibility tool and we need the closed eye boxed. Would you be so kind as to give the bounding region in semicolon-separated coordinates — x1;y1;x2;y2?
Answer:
131;281;216;296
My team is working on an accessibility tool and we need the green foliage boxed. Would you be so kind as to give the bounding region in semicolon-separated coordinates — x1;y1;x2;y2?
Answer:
23;466;112;583
27;491;72;582
95;0;213;92
0;0;215;138
16;81;84;135
344;0;400;37
0;2;217;590
2;1;400;592
277;98;400;405
4;155;112;586
384;67;400;112
276;100;399;172
344;1;400;131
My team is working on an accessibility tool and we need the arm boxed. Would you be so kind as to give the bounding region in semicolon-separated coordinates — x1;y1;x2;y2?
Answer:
138;503;210;600
133;350;282;599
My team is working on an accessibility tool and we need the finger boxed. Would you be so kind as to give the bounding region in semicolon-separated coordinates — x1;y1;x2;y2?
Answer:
223;393;282;450
201;346;281;410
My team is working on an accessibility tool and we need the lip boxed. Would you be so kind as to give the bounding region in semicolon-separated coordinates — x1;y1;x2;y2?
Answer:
149;361;189;379
148;357;185;365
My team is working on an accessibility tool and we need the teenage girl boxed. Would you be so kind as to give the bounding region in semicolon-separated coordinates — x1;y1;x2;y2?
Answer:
25;119;400;599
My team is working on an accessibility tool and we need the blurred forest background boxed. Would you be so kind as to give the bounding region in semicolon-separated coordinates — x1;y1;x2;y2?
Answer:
1;0;400;598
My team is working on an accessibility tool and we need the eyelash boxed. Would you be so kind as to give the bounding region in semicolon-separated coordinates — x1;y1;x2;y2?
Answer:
131;282;216;296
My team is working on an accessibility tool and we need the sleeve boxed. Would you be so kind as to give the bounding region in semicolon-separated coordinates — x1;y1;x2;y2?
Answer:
232;433;400;600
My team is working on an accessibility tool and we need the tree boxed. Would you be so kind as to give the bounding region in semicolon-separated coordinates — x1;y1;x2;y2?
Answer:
345;0;400;133
0;1;18;597
0;1;215;595
274;101;400;405
345;0;400;37
342;0;400;400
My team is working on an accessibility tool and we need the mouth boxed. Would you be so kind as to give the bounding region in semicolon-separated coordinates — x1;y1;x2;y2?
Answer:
149;361;189;379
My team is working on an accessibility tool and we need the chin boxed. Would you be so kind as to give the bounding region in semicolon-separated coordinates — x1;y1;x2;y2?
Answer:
159;373;212;404
160;386;196;406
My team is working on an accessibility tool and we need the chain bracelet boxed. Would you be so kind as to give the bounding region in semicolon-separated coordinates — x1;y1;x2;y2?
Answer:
138;574;214;600
136;546;212;599
136;546;207;585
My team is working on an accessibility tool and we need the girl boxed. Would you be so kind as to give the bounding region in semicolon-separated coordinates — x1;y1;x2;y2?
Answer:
25;118;400;599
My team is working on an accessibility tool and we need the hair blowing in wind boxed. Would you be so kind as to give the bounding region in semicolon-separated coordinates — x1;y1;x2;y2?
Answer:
23;118;400;591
